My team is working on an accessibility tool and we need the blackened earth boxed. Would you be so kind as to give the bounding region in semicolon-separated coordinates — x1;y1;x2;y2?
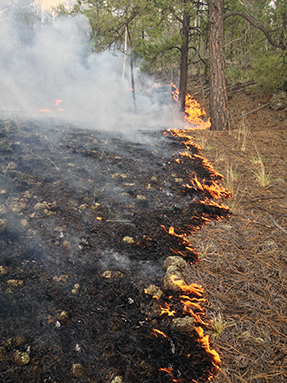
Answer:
0;118;230;383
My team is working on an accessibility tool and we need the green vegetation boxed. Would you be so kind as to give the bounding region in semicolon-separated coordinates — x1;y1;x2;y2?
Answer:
63;0;286;94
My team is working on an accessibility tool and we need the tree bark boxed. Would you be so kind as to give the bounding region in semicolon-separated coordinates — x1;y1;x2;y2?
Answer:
209;0;230;131
179;6;190;110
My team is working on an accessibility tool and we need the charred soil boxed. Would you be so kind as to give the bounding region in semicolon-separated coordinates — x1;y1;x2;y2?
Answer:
0;114;229;383
0;87;286;383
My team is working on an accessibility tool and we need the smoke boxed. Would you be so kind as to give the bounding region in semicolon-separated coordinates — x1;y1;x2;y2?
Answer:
0;10;183;131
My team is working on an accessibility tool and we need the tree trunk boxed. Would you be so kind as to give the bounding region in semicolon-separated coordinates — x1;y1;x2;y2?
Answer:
179;6;190;110
209;0;230;130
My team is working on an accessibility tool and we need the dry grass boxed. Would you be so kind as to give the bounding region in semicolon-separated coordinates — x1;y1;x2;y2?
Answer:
189;91;287;383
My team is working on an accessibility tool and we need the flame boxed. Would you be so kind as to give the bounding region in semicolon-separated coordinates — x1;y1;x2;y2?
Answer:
39;108;51;112
186;173;232;199
159;367;198;383
195;327;221;371
170;83;210;129
160;302;176;317
55;99;63;106
169;275;204;298
151;328;169;338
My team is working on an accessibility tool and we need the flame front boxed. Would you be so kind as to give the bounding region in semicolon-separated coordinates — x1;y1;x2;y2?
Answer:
169;275;204;298
170;83;210;129
195;327;221;370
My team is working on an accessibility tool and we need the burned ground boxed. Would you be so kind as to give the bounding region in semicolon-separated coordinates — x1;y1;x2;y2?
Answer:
0;117;230;382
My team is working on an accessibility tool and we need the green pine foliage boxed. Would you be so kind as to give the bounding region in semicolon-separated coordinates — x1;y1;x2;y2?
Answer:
58;0;286;94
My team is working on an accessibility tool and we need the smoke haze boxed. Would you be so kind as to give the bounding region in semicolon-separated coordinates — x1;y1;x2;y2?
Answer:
0;11;183;131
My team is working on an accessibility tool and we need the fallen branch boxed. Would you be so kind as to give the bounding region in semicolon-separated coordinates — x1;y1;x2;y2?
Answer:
234;103;270;119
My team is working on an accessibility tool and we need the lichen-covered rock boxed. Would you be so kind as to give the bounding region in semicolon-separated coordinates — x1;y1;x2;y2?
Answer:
270;91;287;111
144;284;163;299
111;376;123;383
163;256;187;270
7;279;24;287
172;317;195;332
71;363;86;378
162;266;186;291
13;350;30;366
0;219;7;230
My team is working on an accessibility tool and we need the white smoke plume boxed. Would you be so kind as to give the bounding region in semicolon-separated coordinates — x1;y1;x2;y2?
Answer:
0;10;183;131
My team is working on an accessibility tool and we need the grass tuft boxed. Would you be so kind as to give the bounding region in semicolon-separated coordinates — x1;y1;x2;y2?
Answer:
210;313;229;338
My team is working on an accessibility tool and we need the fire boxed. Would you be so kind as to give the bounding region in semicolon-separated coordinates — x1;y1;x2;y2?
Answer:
159;367;192;382
169;275;204;298
151;328;169;338
38;99;64;113
160;302;176;317
186;173;232;199
184;93;211;128
152;84;225;381
195;327;221;370
170;83;210;129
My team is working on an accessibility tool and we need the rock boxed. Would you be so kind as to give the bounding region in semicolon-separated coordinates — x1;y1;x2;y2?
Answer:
20;219;28;227
111;376;123;383
0;266;8;275
7;279;24;287
163;256;187;270
58;311;70;322
162;266;186;291
62;240;71;249
71;363;86;378
172;317;195;332
13;350;30;366
101;270;112;279
270;91;287;111
53;274;69;283
122;236;135;244
71;283;80;294
144;284;163;299
0;219;7;231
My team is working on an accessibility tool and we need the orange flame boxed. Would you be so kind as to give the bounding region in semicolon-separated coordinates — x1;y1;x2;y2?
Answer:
169;275;204;298
160;302;176;317
151;328;169;338
170;83;210;129
55;99;63;106
187;173;232;199
159;367;198;382
195;327;221;371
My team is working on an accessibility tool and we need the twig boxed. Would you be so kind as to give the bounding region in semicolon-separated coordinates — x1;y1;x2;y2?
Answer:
234;103;270;120
100;139;108;159
234;213;272;228
47;158;60;171
269;215;287;235
247;203;287;218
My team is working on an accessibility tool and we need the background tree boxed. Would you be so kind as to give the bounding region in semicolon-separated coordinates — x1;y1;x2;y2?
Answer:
60;0;286;130
208;0;230;131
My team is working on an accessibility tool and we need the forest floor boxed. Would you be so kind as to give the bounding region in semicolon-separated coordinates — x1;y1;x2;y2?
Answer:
189;87;287;383
0;85;286;383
